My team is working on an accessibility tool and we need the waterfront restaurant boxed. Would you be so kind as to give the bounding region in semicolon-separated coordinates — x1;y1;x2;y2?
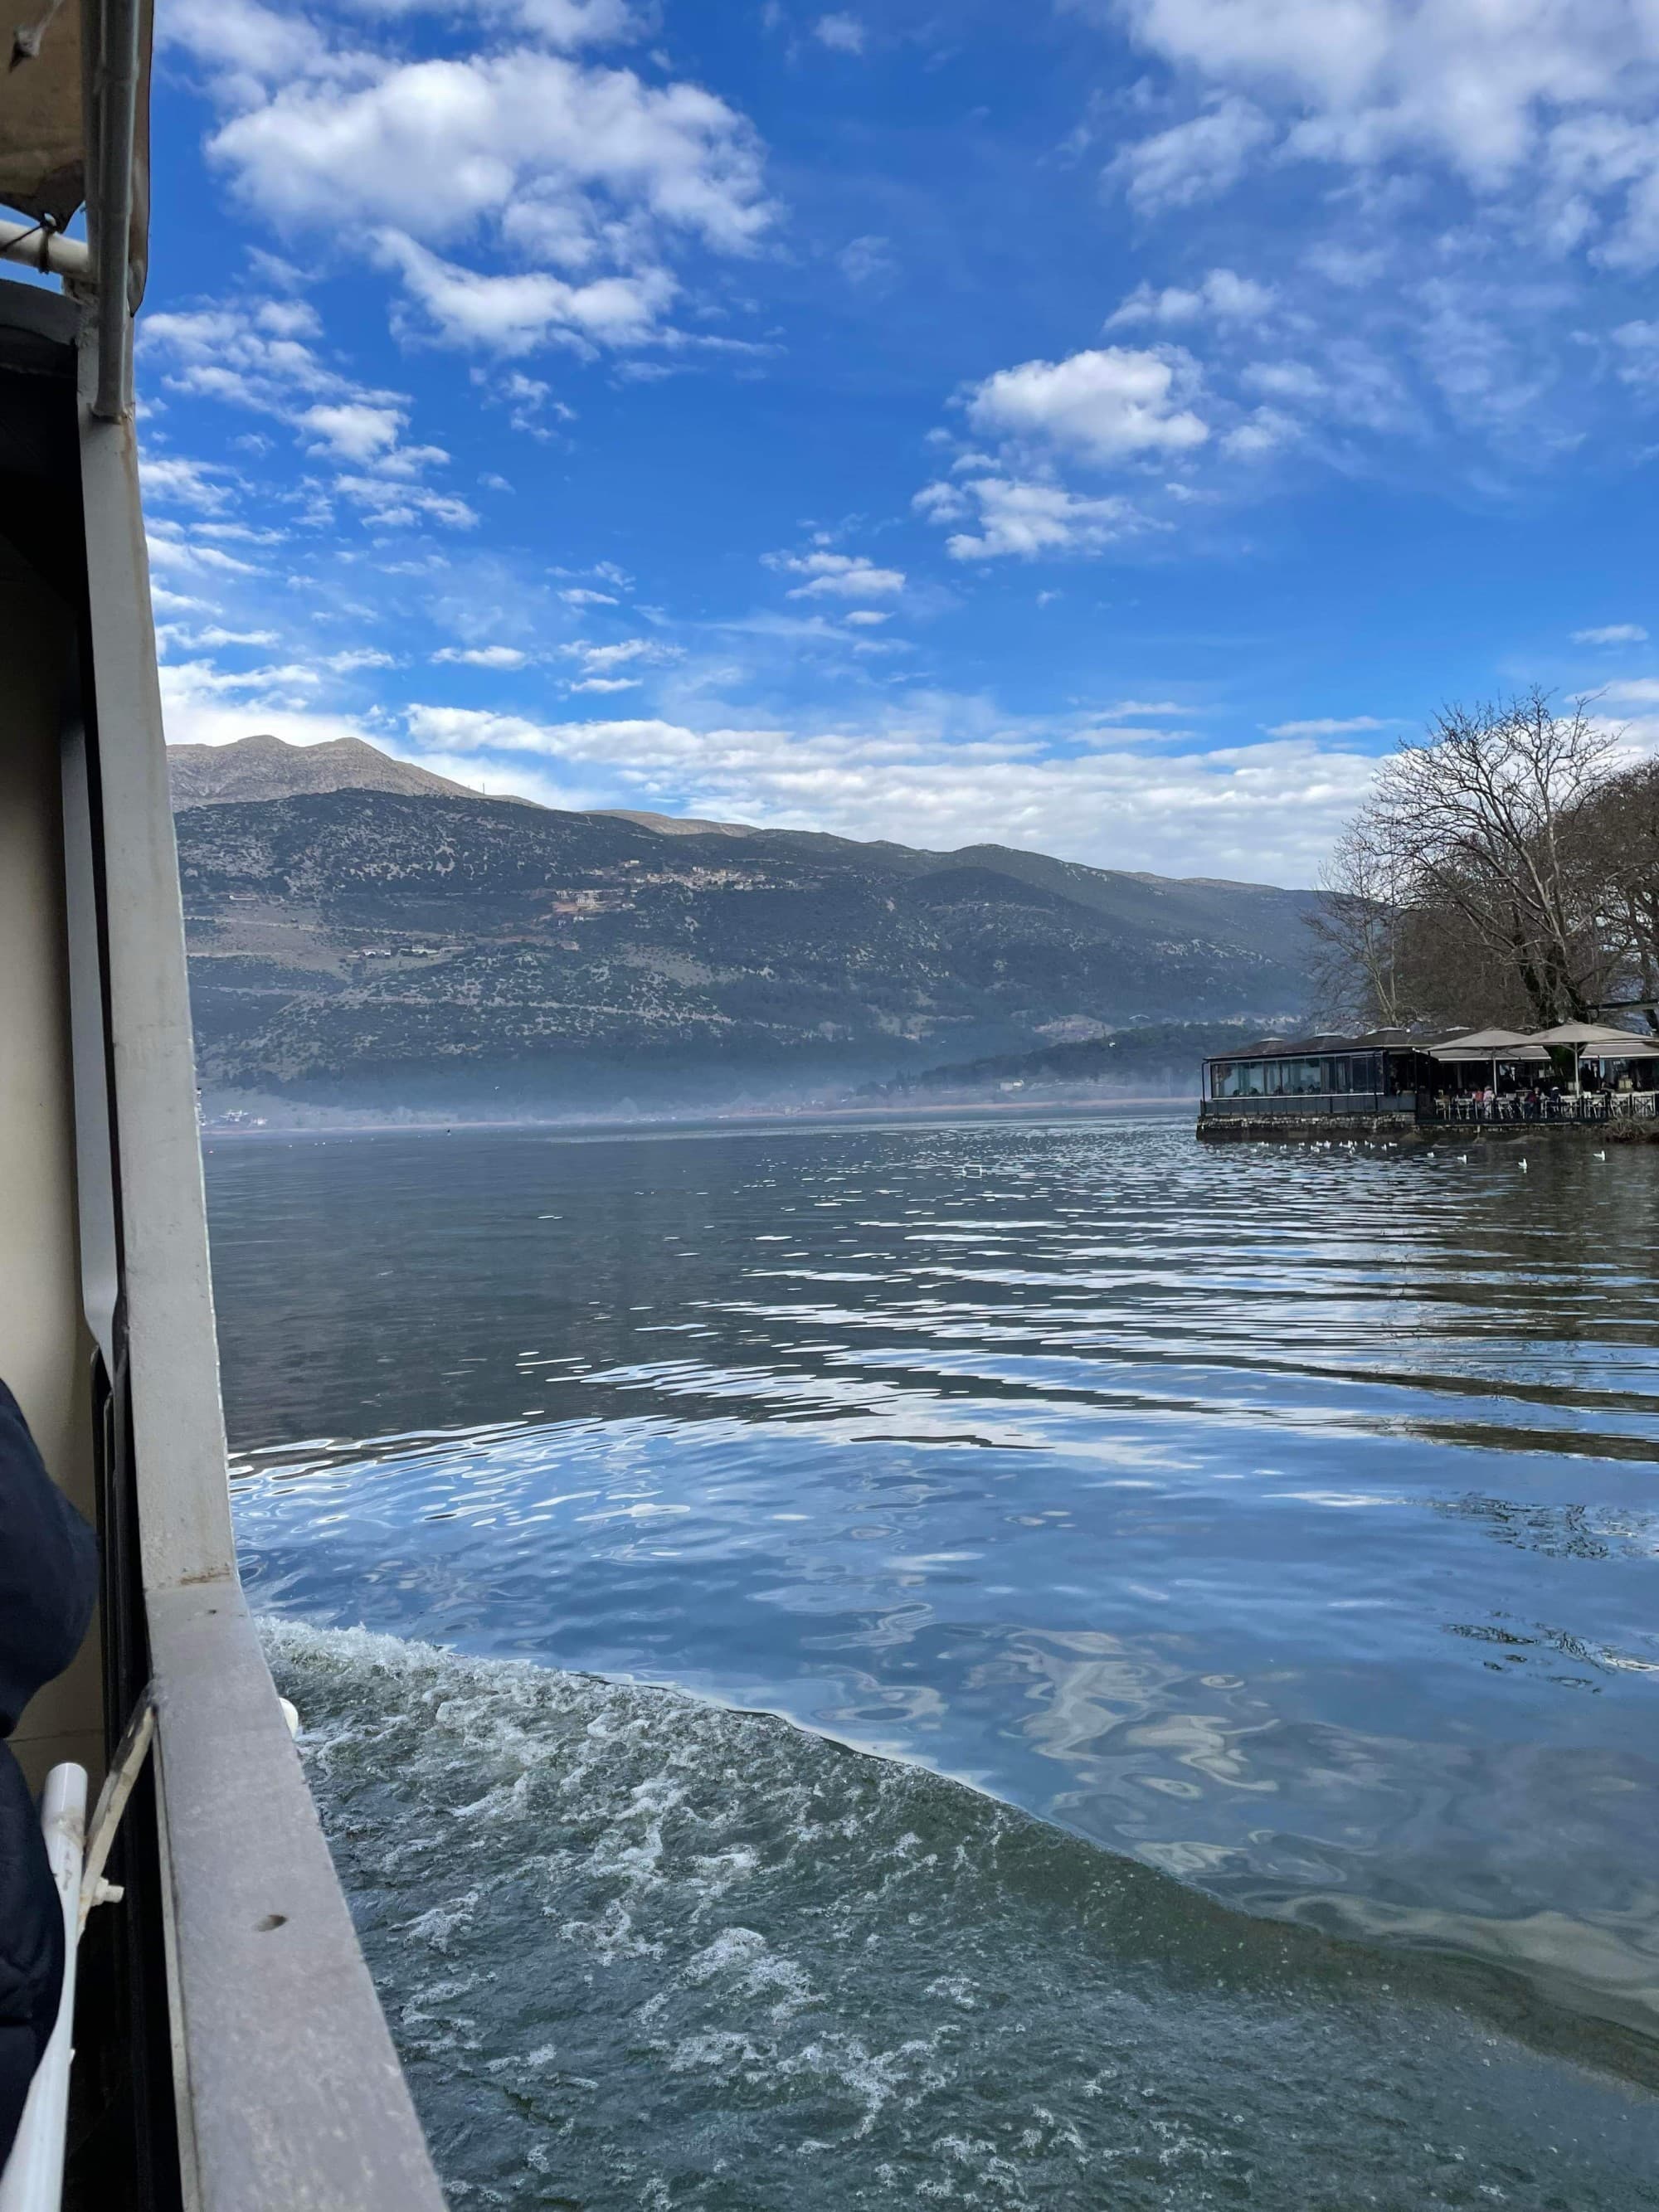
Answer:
1199;1029;1448;1130
1199;1025;1659;1134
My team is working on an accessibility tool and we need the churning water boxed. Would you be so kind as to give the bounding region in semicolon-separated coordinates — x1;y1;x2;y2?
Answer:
207;1116;1659;2206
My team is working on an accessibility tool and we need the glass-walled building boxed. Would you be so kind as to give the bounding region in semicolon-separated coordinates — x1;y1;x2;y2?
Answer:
1200;1024;1659;1133
1200;1032;1443;1124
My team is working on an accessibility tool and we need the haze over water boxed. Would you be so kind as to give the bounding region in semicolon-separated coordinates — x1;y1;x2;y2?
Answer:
208;1116;1659;2208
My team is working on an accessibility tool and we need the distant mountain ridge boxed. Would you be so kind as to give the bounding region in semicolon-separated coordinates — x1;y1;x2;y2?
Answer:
168;734;481;808
596;808;753;838
168;737;1316;1114
864;1021;1262;1102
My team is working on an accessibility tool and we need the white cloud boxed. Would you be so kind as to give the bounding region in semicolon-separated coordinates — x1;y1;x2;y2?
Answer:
1101;0;1659;265
916;474;1139;560
211;55;772;254
563;639;649;667
815;12;865;52
964;348;1209;463
555;636;683;688
433;644;532;668
1115;0;1630;177
838;234;894;286
1111;96;1273;213
1108;267;1277;328
255;298;322;338
1612;320;1659;386
376;234;675;355
300;401;406;460
924;349;1194;566
1221;405;1298;457
1303;240;1393;289
142;304;391;415
140;454;239;510
1602;678;1659;705
485;368;575;438
193;659;319;691
145;527;260;578
1574;623;1647;644
1263;715;1389;738
767;551;907;600
560;586;619;605
326;647;401;671
509;0;637;41
844;609;890;626
187;625;281;648
195;521;287;544
1240;360;1326;401
333;474;479;530
142;300;477;532
400;701;1379;880
192;42;776;357
158;659;377;750
158;0;316;90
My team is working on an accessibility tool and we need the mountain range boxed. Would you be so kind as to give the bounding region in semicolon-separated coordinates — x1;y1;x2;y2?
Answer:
168;733;479;808
864;1022;1267;1104
172;736;1316;1117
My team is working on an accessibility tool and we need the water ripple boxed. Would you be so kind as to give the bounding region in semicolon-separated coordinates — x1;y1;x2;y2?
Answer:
209;1117;1659;2053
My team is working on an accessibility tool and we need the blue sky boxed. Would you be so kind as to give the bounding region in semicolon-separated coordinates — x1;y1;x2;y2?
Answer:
135;0;1659;883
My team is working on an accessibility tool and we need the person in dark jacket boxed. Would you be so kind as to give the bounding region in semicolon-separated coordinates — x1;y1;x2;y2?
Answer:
0;1380;97;2166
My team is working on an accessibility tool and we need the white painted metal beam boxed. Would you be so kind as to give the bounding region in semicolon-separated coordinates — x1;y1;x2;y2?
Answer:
0;221;90;280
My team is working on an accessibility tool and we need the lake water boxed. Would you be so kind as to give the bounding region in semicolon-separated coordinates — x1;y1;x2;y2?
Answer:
208;1114;1659;2209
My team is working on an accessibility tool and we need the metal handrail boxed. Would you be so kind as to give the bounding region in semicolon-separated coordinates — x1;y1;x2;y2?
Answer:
1429;1092;1657;1125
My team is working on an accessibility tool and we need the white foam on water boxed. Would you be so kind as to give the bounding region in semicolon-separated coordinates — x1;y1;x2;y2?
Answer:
262;1616;1659;2211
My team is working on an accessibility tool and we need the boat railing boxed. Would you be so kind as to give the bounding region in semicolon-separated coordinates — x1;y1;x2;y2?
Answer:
69;304;450;2208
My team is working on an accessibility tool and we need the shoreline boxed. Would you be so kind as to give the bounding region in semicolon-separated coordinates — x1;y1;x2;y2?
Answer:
201;1096;1199;1142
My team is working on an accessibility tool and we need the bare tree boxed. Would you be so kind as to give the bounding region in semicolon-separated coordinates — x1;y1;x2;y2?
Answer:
1340;689;1618;1027
1576;756;1659;1029
1305;812;1413;1028
1391;885;1540;1028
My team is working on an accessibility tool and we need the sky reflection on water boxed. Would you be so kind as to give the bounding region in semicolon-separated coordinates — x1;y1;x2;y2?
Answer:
209;1115;1659;2035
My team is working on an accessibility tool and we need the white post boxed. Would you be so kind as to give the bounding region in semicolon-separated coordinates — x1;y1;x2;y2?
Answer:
0;1765;88;2212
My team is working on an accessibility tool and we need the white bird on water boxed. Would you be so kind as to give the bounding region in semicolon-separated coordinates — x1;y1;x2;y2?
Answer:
1593;1150;1607;1162
1518;1158;1529;1172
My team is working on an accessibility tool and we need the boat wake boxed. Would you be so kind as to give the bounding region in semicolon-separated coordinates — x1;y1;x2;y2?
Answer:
265;1618;1659;2211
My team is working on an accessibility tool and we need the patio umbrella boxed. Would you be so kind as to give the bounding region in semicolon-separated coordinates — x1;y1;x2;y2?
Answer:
1526;1023;1648;1044
1584;1035;1659;1067
1428;1029;1550;1095
1430;1028;1535;1052
1524;1021;1649;1093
